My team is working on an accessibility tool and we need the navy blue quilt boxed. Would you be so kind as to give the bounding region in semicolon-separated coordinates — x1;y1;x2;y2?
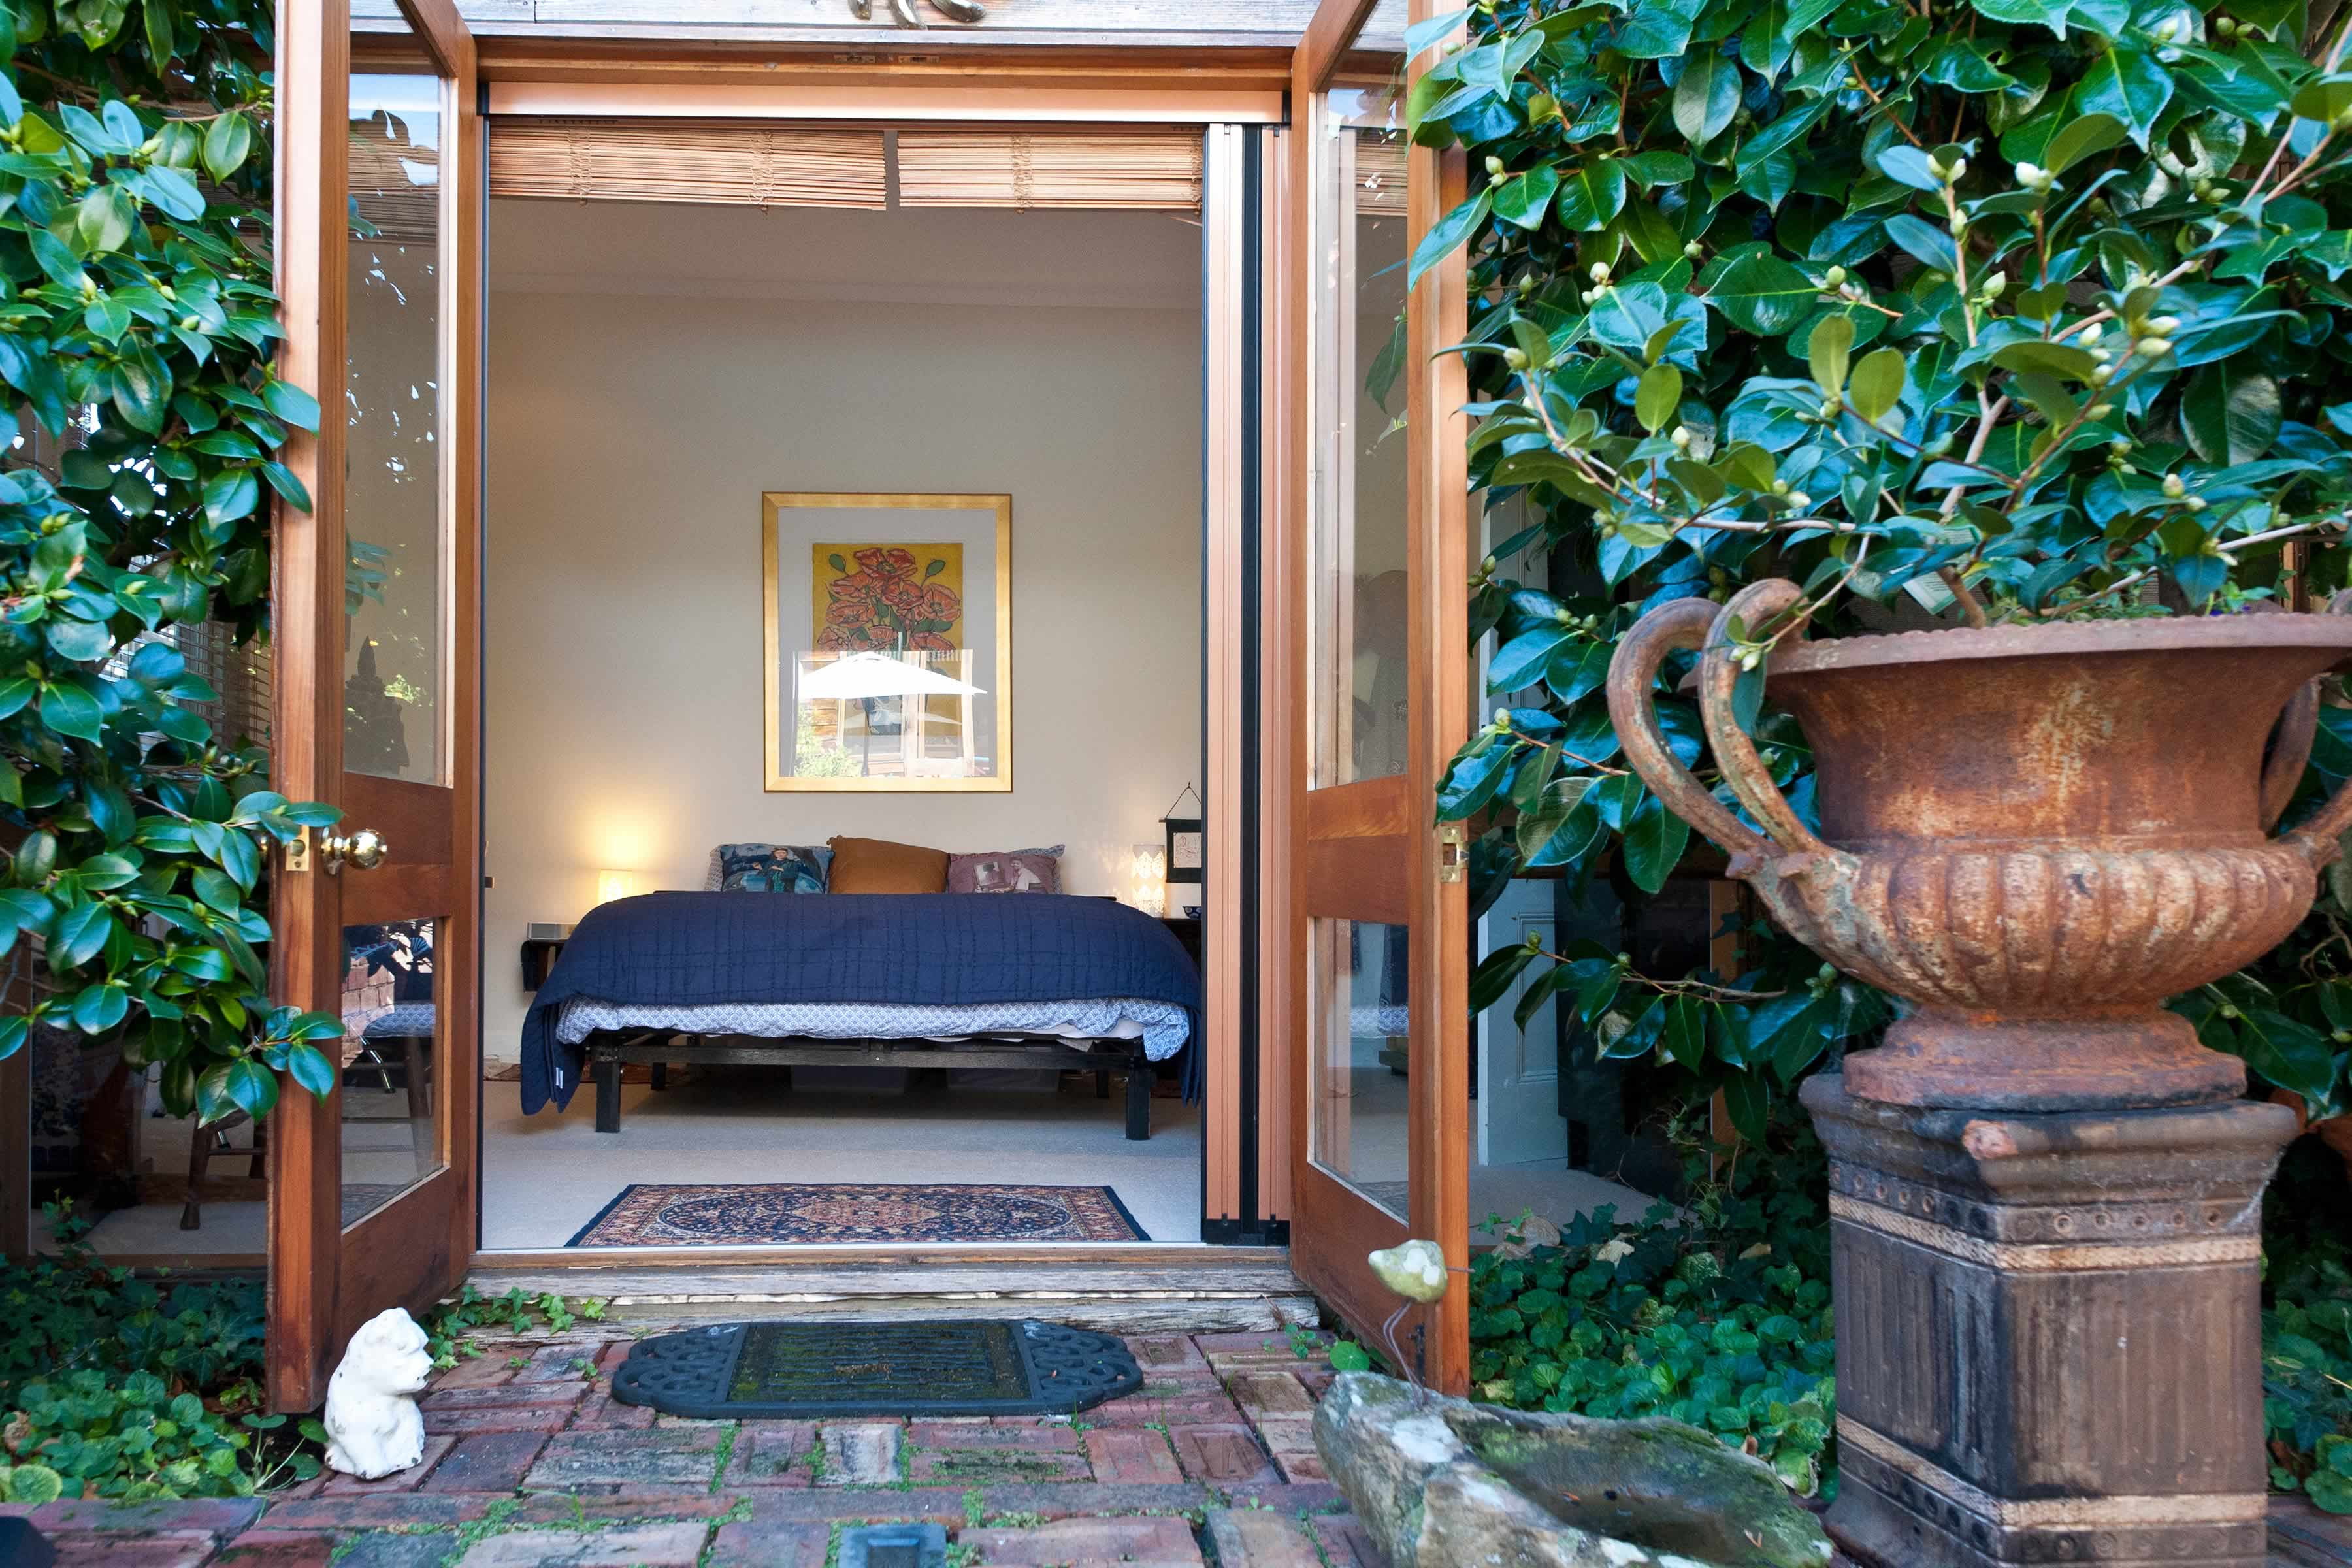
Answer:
519;892;1203;1113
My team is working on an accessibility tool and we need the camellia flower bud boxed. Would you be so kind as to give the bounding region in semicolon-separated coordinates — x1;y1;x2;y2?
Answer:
1485;155;1506;175
1682;240;1704;260
1590;261;1611;282
1821;264;1847;287
2137;336;2171;357
2163;474;2187;498
1503;347;1529;368
1671;425;1693;448
2080;322;2103;344
2014;161;2055;194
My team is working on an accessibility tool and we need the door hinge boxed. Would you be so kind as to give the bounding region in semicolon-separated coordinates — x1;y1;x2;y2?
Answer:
283;826;312;874
1437;823;1468;883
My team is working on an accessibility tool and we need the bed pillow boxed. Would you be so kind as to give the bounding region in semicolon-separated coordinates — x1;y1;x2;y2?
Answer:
713;843;832;893
947;845;1064;894
826;836;950;894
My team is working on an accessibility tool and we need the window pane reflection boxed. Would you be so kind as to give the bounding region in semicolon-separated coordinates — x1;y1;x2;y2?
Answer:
1308;919;1411;1218
340;918;442;1226
344;42;446;785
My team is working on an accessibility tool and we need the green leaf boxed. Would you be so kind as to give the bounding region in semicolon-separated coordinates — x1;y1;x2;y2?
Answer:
39;681;102;742
1673;51;1742;147
75;184;133;252
1492;165;1558;230
1968;0;2070;30
2040;112;2127;173
262;378;321;431
201;109;250;181
2078;46;2173;148
1848;348;1906;423
1706;250;1820;335
1621;792;1690;893
1882;214;1960;273
1635;363;1682;432
203;468;259;526
2181;363;2280;466
1806;313;1852;396
1554;159;1627;231
1409;191;1490;289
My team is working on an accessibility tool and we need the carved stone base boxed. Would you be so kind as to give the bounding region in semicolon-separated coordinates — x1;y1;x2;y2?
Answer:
1801;1075;2298;1568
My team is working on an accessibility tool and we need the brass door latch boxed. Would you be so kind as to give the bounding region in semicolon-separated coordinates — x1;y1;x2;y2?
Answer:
1437;823;1468;883
321;828;390;875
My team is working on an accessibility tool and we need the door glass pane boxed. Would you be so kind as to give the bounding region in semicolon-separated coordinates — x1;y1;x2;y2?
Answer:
345;32;446;785
1308;79;1411;787
1308;919;1410;1217
340;919;443;1226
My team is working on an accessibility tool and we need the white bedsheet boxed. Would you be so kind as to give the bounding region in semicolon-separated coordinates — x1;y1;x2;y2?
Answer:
552;996;1192;1060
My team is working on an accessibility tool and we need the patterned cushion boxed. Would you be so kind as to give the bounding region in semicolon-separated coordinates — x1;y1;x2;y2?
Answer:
827;836;950;894
715;843;832;894
947;846;1063;894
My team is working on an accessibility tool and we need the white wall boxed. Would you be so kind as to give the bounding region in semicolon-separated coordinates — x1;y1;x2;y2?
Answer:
483;203;1203;1060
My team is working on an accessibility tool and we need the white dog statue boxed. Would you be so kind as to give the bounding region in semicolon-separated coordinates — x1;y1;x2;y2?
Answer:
322;1307;435;1480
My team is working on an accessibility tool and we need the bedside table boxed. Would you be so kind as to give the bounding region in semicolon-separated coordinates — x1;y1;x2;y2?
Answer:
1159;915;1203;968
520;936;566;990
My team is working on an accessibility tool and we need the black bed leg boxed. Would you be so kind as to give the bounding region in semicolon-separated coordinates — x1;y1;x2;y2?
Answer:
1125;1051;1151;1141
594;1057;621;1134
649;1061;668;1092
1094;1070;1109;1100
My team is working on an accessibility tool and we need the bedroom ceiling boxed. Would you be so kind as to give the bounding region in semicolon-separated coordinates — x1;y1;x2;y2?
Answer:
489;195;1203;311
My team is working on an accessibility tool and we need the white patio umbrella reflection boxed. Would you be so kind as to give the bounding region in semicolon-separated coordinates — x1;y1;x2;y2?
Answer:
797;651;985;774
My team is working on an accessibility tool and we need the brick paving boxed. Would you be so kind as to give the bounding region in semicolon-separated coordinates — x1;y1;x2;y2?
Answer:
8;1325;2339;1566
0;1330;1379;1568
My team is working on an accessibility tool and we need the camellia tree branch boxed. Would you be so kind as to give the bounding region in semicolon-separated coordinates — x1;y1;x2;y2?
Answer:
1417;0;2352;1139
0;0;345;1123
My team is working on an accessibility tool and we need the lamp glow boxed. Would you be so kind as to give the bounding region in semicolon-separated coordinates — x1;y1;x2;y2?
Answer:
595;870;639;905
1130;844;1167;919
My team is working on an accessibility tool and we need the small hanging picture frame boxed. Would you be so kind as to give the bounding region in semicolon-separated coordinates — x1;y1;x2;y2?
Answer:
1162;785;1205;887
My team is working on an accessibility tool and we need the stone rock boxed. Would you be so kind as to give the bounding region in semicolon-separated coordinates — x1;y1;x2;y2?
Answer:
324;1309;436;1481
1311;1373;1832;1568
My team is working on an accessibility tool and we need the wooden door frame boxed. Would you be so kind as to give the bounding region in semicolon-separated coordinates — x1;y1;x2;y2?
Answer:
1280;0;1473;1392
270;0;484;1411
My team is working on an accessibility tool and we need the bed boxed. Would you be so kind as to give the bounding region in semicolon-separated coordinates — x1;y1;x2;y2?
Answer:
519;890;1201;1139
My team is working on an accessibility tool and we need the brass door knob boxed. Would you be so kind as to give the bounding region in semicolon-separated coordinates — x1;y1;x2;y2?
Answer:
322;828;389;875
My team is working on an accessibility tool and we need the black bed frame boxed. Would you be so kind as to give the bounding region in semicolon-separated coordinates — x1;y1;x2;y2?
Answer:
581;1029;1156;1139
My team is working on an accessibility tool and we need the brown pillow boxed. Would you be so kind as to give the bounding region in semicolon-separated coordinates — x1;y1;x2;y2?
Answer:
826;836;950;894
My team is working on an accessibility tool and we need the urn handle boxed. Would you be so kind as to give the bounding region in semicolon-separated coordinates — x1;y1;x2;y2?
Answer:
2277;589;2352;866
1695;581;1838;864
1603;596;1779;869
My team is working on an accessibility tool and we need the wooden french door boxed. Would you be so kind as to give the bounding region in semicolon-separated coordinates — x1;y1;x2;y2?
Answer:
269;0;481;1411
1283;0;1473;1392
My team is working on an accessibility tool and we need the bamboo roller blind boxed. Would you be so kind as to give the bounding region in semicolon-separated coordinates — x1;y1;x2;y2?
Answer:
895;130;1204;210
489;121;890;209
486;122;1203;212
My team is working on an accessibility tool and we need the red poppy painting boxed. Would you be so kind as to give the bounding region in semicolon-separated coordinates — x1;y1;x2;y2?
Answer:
812;543;965;655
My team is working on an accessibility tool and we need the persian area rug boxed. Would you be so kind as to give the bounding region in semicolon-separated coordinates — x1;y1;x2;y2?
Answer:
566;1181;1149;1247
612;1319;1143;1418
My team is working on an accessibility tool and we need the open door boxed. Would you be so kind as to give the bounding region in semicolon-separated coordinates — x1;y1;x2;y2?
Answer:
1283;0;1473;1391
269;0;480;1411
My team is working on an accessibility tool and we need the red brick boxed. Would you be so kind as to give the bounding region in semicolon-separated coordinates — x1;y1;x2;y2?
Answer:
1297;1367;1337;1397
1222;1482;1346;1514
734;1484;1210;1527
421;1402;576;1436
237;1495;490;1531
1226;1371;1317;1418
422;1380;589;1411
506;1494;750;1527
1203;1509;1322;1568
429;1354;517;1391
213;1530;339;1567
318;1434;458;1495
1251;1418;1327;1483
909;1422;1080;1452
911;1447;1090;1484
1190;1332;1300;1354
569;1390;657;1429
1167;1423;1277;1486
47;1532;218;1567
961;1516;1201;1567
726;1421;817;1487
1088;1392;1242;1427
1309;1513;1388;1568
1124;1335;1209;1373
595;1340;636;1374
1081;1427;1183;1484
452;1522;708;1567
706;1517;832;1568
22;1499;267;1535
527;1428;728;1491
514;1344;596;1383
419;1431;550;1493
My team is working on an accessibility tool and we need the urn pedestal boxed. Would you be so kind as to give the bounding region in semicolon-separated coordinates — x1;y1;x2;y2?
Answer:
1804;1076;2298;1568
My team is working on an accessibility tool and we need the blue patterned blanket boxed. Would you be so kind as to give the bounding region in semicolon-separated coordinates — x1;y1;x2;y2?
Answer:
520;892;1203;1114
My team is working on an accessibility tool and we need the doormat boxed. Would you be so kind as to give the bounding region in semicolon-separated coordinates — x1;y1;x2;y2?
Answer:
566;1182;1149;1247
611;1319;1143;1418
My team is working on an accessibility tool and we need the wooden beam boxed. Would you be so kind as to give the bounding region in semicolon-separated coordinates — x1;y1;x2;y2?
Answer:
398;0;478;80
268;0;354;1416
1292;0;1379;95
1203;122;1246;1225
484;79;1282;120
1257;124;1296;1224
1403;0;1471;1397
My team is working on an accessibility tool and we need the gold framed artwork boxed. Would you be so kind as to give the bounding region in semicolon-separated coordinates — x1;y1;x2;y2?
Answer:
762;492;1013;792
